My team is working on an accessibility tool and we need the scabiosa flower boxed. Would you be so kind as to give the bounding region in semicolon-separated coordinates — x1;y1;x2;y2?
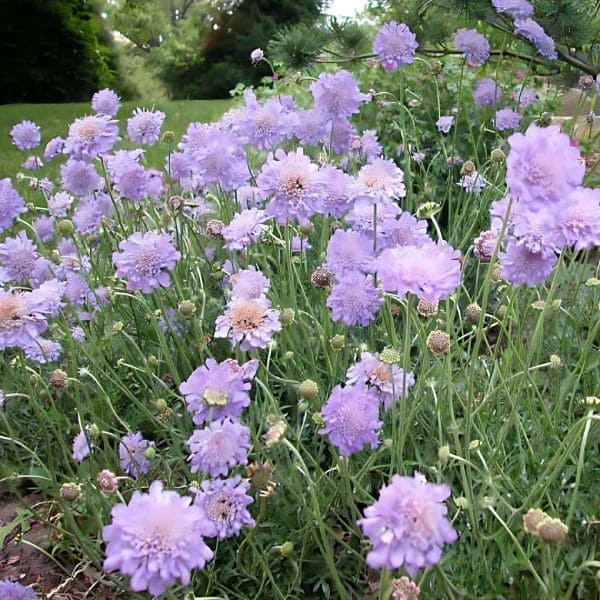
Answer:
473;79;503;106
454;29;490;66
44;136;65;160
309;69;370;120
72;430;91;463
0;581;37;599
102;481;214;596
458;171;487;195
64;114;120;160
514;19;557;60
376;241;462;303
258;148;323;225
127;108;165;145
0;178;27;231
119;432;154;478
180;358;251;425
73;192;113;234
215;296;282;351
346;197;402;235
352;157;406;201
23;338;62;364
494;107;522;131
22;155;43;171
319;384;382;456
222;208;269;251
379;212;431;249
350;129;382;161
33;215;55;242
326;229;374;276
48;191;73;217
473;230;499;260
499;237;557;286
112;231;181;293
512;88;538;108
373;21;419;70
556;187;600;250
60;159;101;196
0;231;39;284
506;124;585;209
191;476;255;540
327;272;383;327
357;473;457;576
71;325;86;342
347;352;415;409
317;165;353;217
492;0;533;18
229;267;270;300
187;418;250;477
250;48;264;63
436;116;454;134
91;88;120;117
10;120;41;150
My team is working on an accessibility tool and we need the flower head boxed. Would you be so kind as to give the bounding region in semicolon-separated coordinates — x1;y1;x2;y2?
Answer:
10;120;41;150
454;29;490;66
119;432;154;478
229;268;270;300
373;21;419;70
326;229;374;276
127;108;166;145
0;178;27;232
514;18;557;60
379;212;431;250
222;208;269;251
494;107;522;131
357;473;458;576
352;158;406;202
499;237;557;286
103;481;214;596
60;159;101;196
327;272;383;327
0;231;39;284
250;48;264;63
64;114;120;160
72;430;91;463
557;187;600;250
491;0;533;19
44;136;65;160
24;338;62;364
436;116;454;134
473;79;503;106
0;581;37;600
91;88;121;116
309;69;370;120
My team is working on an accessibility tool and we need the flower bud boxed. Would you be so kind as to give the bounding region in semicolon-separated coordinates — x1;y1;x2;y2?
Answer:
49;369;69;390
162;130;175;143
380;347;401;364
178;300;196;316
461;160;476;175
279;308;295;327
416;202;441;219
57;219;74;236
154;398;168;413
144;446;156;460
329;334;345;351
60;482;81;502
264;418;287;448
169;195;184;211
298;379;319;401
97;469;118;495
206;219;224;237
88;423;100;439
549;354;562;369
438;445;450;464
299;222;314;236
490;148;505;163
278;541;294;557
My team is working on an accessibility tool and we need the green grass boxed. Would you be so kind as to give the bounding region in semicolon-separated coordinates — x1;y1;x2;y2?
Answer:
0;100;233;179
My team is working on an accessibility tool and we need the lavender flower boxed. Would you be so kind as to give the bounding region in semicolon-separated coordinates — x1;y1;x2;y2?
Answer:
91;88;121;116
0;581;37;599
60;159;101;196
48;191;73;217
222;208;269;251
346;197;401;235
250;48;264;63
473;79;503;106
33;215;55;242
352;157;406;202
10;120;41;150
44;136;65;160
112;231;181;293
499;237;557;286
310;69;370;120
180;358;251;425
327;272;383;327
458;171;487;195
350;130;382;161
106;149;159;201
514;19;557;60
73;192;113;234
64;114;120;160
326;229;374;276
230;268;270;300
376;241;462;303
22;155;43;171
373;21;419;70
436;116;454;134
491;0;533;19
454;29;490;66
119;432;154;478
319;384;382;456
506;124;584;209
317;165;353;217
557;187;600;250
0;178;27;231
102;481;214;596
23;338;62;364
473;230;499;260
494;108;522;131
72;430;91;463
0;231;39;283
71;325;86;342
127;108;165;145
191;476;255;540
187;418;250;477
511;88;538;108
214;296;281;352
347;352;415;409
379;212;431;249
357;473;458;576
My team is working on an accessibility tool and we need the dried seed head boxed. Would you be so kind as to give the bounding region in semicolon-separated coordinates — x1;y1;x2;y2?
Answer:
49;369;69;390
246;460;275;493
549;354;563;370
464;302;482;325
426;330;450;355
417;299;439;317
310;267;332;288
264;418;287;448
97;469;118;495
537;517;568;544
206;219;224;237
461;160;476;175
391;576;420;600
60;482;81;502
329;334;345;351
298;379;319;401
523;508;548;536
579;74;595;89
279;307;295;327
178;300;196;316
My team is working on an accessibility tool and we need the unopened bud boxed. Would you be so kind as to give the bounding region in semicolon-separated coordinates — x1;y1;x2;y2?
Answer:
549;354;562;370
206;219;224;237
490;148;505;163
178;300;196;316
57;219;74;236
279;308;295;327
461;160;476;175
380;347;401;364
60;482;81;502
438;445;450;464
162;131;175;143
279;541;294;557
97;469;118;494
329;335;345;351
298;379;319;401
299;223;314;236
169;195;184;211
144;446;156;460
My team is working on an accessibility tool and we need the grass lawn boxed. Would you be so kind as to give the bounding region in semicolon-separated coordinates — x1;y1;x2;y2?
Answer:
0;99;233;180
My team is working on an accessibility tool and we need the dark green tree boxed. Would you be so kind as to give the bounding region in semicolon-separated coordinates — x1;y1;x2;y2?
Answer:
0;0;119;104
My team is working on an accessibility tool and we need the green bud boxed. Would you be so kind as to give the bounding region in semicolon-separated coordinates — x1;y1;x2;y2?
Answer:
279;541;294;557
329;334;345;351
60;482;81;502
162;130;175;143
416;202;441;219
380;347;401;364
88;423;101;438
298;379;319;401
490;148;505;163
144;446;156;460
57;219;74;236
279;308;295;327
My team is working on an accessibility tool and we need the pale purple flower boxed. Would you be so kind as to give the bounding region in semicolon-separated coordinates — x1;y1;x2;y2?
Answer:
71;325;86;342
64;114;120;160
0;231;39;283
214;296;281;352
511;88;538;108
458;171;487;195
22;155;43;171
102;481;214;596
250;48;264;63
316;165;353;217
491;0;533;19
357;473;458;576
48;191;73;217
556;187;600;250
319;383;382;456
72;430;91;463
23;338;62;364
106;150;158;201
436;116;454;134
60;159;101;196
127;108;165;145
258;148;324;225
223;357;259;382
514;18;557;60
73;192;113;234
292;108;328;147
0;288;53;349
454;29;490;66
97;469;118;494
33;215;55;242
352;157;406;201
327;272;383;327
506;124;584;209
191;476;255;540
347;352;415;409
92;88;120;117
30;279;65;317
499;237;557;286
229;268;270;300
376;241;462;303
187;418;250;477
0;580;37;599
180;358;251;425
379;212;431;249
222;208;269;251
473;230;499;260
345;197;401;235
350;129;382;161
326;229;374;276
10;120;41;150
64;272;91;306
0;178;27;231
309;69;370;120
494;107;522;131
44;136;65;160
596;74;600;95
112;231;181;293
473;79;503;106
119;432;154;478
373;21;419;70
